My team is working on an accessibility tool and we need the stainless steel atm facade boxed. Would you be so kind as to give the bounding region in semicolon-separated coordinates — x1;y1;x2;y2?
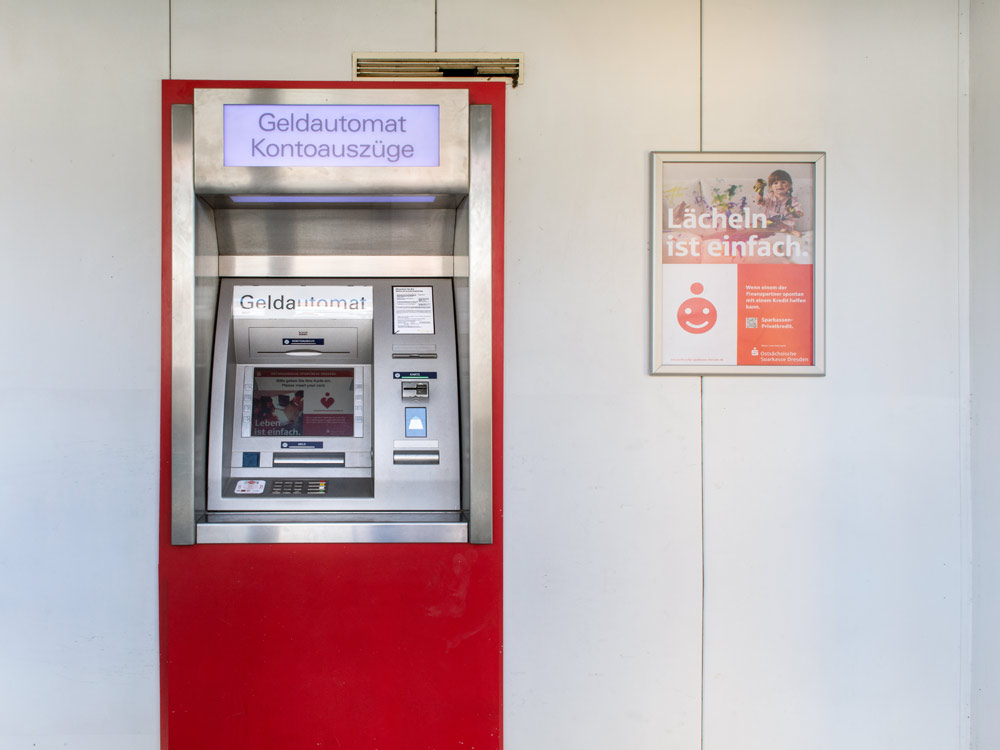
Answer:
169;85;494;544
161;80;503;750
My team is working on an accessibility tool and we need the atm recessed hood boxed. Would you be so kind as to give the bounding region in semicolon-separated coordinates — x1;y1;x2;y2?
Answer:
169;93;494;545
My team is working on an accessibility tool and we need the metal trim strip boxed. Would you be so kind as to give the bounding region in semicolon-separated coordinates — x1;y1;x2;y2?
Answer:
218;254;455;278
197;518;468;544
467;106;494;544
170;105;197;545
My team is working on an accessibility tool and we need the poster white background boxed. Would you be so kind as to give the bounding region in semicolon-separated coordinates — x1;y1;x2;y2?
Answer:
661;265;737;365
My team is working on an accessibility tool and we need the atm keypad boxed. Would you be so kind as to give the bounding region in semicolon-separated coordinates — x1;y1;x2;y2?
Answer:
270;480;328;495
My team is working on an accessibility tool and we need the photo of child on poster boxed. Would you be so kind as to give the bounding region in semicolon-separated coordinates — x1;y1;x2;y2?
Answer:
661;161;815;266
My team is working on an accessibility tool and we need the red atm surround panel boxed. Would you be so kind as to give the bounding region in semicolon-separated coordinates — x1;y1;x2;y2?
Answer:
159;80;504;750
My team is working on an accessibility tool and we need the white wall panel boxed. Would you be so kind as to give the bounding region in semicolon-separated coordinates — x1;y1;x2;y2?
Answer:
701;1;962;749
970;0;1000;748
0;0;167;747
170;0;434;80
1;0;981;748
439;2;705;749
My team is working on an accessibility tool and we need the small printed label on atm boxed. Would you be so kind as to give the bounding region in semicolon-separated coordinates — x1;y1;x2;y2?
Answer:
234;479;267;494
283;338;324;346
393;372;438;379
281;441;324;449
392;286;435;334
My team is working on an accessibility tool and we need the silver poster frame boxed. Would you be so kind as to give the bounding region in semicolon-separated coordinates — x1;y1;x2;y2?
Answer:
651;152;826;376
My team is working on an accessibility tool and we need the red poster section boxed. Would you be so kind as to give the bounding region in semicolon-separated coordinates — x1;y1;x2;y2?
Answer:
736;264;813;366
160;80;505;750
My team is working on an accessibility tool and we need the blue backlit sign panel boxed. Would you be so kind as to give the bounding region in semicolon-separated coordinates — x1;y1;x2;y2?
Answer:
222;104;441;168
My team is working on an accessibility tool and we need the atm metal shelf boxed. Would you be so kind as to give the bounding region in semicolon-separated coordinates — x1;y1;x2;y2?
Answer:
196;511;469;543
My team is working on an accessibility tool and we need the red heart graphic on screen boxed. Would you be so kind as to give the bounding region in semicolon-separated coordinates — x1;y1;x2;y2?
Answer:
321;396;334;408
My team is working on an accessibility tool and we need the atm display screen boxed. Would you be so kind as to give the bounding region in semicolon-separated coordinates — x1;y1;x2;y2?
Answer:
251;368;355;437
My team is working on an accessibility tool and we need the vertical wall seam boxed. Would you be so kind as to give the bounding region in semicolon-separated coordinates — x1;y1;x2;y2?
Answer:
698;3;706;750
434;0;438;53
699;0;704;152
700;375;706;750
168;0;172;78
957;0;973;747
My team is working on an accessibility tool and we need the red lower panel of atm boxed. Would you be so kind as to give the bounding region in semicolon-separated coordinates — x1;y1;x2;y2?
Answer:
160;543;501;749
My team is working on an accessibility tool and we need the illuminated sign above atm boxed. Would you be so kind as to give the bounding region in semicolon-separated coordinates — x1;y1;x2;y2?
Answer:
223;104;441;168
193;88;470;195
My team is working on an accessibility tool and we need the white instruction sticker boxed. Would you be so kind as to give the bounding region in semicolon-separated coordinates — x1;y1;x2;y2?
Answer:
392;286;435;334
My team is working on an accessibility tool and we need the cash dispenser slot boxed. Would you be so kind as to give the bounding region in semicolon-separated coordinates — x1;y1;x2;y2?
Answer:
273;452;346;467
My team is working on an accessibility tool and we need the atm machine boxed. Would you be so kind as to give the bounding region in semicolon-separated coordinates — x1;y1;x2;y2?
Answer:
159;82;503;749
207;278;462;523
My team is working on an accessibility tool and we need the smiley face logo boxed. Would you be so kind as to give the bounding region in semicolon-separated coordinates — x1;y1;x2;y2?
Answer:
676;282;717;334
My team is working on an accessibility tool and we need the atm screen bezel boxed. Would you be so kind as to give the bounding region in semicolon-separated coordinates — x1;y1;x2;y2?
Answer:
232;363;368;451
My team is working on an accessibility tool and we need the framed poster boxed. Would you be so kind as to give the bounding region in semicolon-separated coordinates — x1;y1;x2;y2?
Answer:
651;152;825;375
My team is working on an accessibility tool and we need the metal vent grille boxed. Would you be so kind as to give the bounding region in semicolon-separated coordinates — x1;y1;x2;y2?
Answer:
353;53;523;87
